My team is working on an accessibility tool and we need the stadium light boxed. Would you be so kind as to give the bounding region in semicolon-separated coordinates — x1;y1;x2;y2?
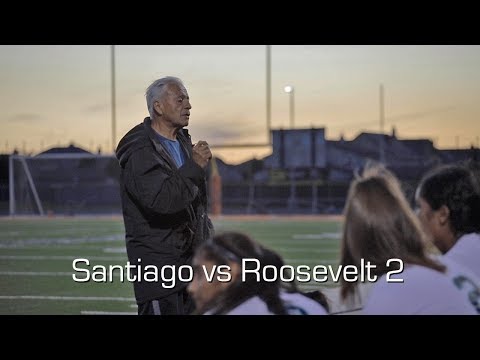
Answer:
284;85;295;128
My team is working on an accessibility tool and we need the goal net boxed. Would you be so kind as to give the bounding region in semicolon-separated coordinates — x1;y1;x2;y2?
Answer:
9;154;121;216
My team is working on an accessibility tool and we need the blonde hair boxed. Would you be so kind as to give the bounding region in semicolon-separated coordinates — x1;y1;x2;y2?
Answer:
340;163;445;301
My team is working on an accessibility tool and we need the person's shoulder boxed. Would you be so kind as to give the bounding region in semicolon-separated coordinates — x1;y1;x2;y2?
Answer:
116;122;150;164
393;264;452;287
131;142;154;156
124;143;153;164
123;142;159;176
226;297;273;315
451;233;480;253
440;254;480;284
370;264;458;303
281;291;328;315
444;233;480;279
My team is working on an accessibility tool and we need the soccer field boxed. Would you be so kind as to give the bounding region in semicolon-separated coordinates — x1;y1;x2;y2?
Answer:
0;216;346;315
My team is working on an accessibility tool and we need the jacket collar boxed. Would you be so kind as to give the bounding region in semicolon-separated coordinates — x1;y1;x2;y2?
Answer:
143;117;192;169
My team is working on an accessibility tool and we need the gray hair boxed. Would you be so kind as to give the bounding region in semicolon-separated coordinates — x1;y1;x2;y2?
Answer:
145;76;184;118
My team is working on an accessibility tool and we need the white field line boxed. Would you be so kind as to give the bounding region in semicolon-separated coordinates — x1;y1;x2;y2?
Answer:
0;261;339;276
0;255;126;261
0;295;135;301
0;235;124;248
3;228;119;235
263;239;339;244
0;271;124;276
81;311;137;315
276;248;338;253
283;259;338;264
264;243;339;248
103;247;127;253
292;233;341;240
262;241;339;246
0;271;73;276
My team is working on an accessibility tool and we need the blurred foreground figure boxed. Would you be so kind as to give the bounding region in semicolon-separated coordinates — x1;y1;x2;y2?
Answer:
416;164;480;279
339;164;478;315
188;232;328;315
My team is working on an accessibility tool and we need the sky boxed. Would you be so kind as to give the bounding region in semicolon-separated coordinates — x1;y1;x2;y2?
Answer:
1;45;479;164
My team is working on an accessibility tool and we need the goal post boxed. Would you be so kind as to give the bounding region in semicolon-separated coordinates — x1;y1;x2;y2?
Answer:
9;153;122;216
10;154;48;216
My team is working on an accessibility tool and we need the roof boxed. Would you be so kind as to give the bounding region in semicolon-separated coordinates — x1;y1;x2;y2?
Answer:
37;144;92;156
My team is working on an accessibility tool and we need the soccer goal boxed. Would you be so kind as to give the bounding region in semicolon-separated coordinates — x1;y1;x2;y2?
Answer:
9;153;122;216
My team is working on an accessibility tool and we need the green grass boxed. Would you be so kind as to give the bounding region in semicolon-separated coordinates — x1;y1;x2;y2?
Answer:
0;217;343;314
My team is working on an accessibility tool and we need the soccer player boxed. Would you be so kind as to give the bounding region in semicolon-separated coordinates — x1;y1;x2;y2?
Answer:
415;164;480;279
339;165;477;314
187;231;328;315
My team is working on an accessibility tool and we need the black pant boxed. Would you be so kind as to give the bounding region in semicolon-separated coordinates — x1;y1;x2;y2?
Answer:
138;289;194;315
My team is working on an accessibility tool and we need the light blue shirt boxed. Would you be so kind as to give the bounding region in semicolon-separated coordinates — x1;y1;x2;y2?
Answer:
155;133;185;168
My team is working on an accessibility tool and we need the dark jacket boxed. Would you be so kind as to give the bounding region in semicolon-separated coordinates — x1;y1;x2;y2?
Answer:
116;117;214;304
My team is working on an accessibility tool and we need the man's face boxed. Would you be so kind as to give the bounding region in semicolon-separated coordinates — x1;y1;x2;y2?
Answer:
155;83;191;128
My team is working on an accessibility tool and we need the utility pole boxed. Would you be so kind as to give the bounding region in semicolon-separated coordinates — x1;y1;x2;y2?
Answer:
266;45;272;145
379;84;385;163
111;45;117;153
